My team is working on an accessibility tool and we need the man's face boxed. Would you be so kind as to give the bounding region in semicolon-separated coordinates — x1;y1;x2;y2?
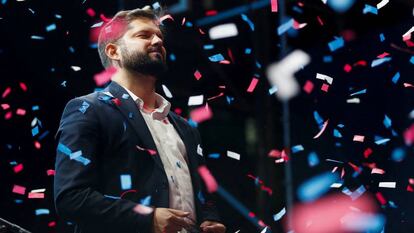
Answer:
118;18;167;76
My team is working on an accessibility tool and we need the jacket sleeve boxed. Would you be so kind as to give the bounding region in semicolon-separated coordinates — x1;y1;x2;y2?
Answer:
54;97;154;233
191;127;223;224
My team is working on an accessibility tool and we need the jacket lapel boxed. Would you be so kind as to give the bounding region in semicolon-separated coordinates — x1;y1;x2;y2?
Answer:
101;81;165;170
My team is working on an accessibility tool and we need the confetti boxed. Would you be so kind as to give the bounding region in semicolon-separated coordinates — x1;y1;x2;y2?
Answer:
270;0;278;12
12;185;26;195
327;0;355;13
94;66;116;86
188;95;204;106
161;84;173;98
194;70;202;80
190;105;213;123
208;23;238;40
297;172;339;202
363;4;378;15
328;37;344;52
266;50;310;100
246;78;259;93
353;135;365;142
379;182;396;188
241;14;254;31
120;174;132;190
272;207;285;221
227;151;241;160
198;165;218;193
208;54;225;62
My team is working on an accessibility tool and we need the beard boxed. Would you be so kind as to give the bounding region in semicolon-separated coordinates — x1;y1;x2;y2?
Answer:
119;44;167;77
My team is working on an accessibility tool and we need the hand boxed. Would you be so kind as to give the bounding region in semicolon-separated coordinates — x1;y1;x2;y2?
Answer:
153;208;191;233
200;221;226;233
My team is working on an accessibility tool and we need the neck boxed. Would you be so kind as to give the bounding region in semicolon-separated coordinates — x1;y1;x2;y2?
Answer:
111;69;158;109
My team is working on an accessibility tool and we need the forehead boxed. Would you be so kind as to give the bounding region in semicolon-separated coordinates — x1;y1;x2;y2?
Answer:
125;18;161;34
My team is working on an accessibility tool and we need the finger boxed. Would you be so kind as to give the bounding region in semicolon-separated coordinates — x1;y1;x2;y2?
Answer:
202;224;225;233
170;215;191;229
168;208;190;217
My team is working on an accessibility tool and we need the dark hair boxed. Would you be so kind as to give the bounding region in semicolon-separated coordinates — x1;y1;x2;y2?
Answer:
97;7;163;68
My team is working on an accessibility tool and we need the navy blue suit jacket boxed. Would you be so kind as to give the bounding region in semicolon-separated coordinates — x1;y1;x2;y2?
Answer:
54;81;220;233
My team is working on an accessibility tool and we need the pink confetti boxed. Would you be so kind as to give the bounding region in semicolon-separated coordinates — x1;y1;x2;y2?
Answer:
14;164;23;173
198;28;205;35
198;165;218;193
404;82;414;88
364;148;373;158
94;66;117;86
317;16;324;26
136;145;157;156
1;103;10;110
4;111;12;120
194;70;202;80
313;120;329;139
2;87;11;98
247;78;259;93
268;149;281;158
321;83;330;92
353;135;365;142
48;222;56;227
16;108;26;116
34;141;41;149
375;192;387;205
160;14;174;23
47;169;55;176
133;204;154;215
190;105;213;123
181;17;186;26
86;8;96;17
219;60;231;64
344;64;352;72
12;185;26;195
271;0;278;12
291;194;377;233
377;52;390;58
371;168;385;174
207;92;224;101
28;192;45;199
353;60;367;66
403;123;414;145
303;80;314;94
407;185;413;192
19;82;28;92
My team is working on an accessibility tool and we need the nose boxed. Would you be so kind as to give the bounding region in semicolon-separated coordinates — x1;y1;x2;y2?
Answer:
151;34;163;47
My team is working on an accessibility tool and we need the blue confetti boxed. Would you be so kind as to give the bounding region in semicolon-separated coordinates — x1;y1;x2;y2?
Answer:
410;56;414;64
307;152;319;167
333;129;342;138
327;0;355;13
1;0;7;5
188;119;198;128
104;195;121;199
32;105;40;111
379;33;385;42
198;191;205;204
255;61;262;69
185;21;193;27
383;115;392;128
328;37;344;52
313;111;324;128
32;126;39;137
78;101;90;114
140;195;152;206
55;14;62;19
350;185;366;200
31;35;45;40
273;207;286;221
57;143;72;156
120;174;132;190
323;55;333;63
152;2;161;9
208;54;225;62
245;48;252;54
208;153;220;159
70;150;83;160
122;93;130;99
391;72;400;84
350;89;367;96
391;147;405;162
68;46;75;53
342;214;385;232
35;209;50;215
371;57;391;67
203;44;214;50
268;86;278;95
291;145;304;153
226;96;234;104
169;53;176;61
46;23;56;32
39;131;49;140
277;18;294;35
241;14;254;31
363;4;378;15
297;172;338;202
375;137;390;145
91;21;104;28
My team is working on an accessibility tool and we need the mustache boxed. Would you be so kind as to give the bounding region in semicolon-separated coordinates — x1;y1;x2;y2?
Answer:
147;47;164;54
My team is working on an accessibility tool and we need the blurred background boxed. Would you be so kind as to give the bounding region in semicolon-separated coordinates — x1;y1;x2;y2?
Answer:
0;0;413;232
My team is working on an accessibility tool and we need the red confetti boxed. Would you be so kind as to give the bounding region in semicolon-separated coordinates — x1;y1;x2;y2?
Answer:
5;111;12;120
271;0;278;12
321;83;330;92
12;185;26;195
194;70;202;80
112;98;121;106
205;10;217;16
47;169;55;176
364;148;373;158
28;192;45;199
86;8;96;17
34;141;41;149
2;87;11;98
14;164;23;173
303;80;314;94
375;192;387;205
247;78;259;93
198;165;218;193
190;105;213;123
344;64;352;72
19;82;28;91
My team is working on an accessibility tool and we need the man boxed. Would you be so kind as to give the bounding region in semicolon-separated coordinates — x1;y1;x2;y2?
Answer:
54;6;226;233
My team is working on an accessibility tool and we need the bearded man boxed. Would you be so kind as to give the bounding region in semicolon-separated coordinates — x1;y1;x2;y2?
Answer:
54;6;226;233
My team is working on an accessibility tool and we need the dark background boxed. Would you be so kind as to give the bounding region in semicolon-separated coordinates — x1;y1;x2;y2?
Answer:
0;0;413;232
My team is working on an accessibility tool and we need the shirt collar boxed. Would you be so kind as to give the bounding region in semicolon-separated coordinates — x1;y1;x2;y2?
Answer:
118;83;171;120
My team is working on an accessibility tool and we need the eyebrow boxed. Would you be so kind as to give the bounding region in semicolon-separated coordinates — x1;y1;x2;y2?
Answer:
131;28;164;38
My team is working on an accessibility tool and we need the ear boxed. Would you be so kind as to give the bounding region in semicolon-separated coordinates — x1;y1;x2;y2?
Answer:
105;43;121;64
